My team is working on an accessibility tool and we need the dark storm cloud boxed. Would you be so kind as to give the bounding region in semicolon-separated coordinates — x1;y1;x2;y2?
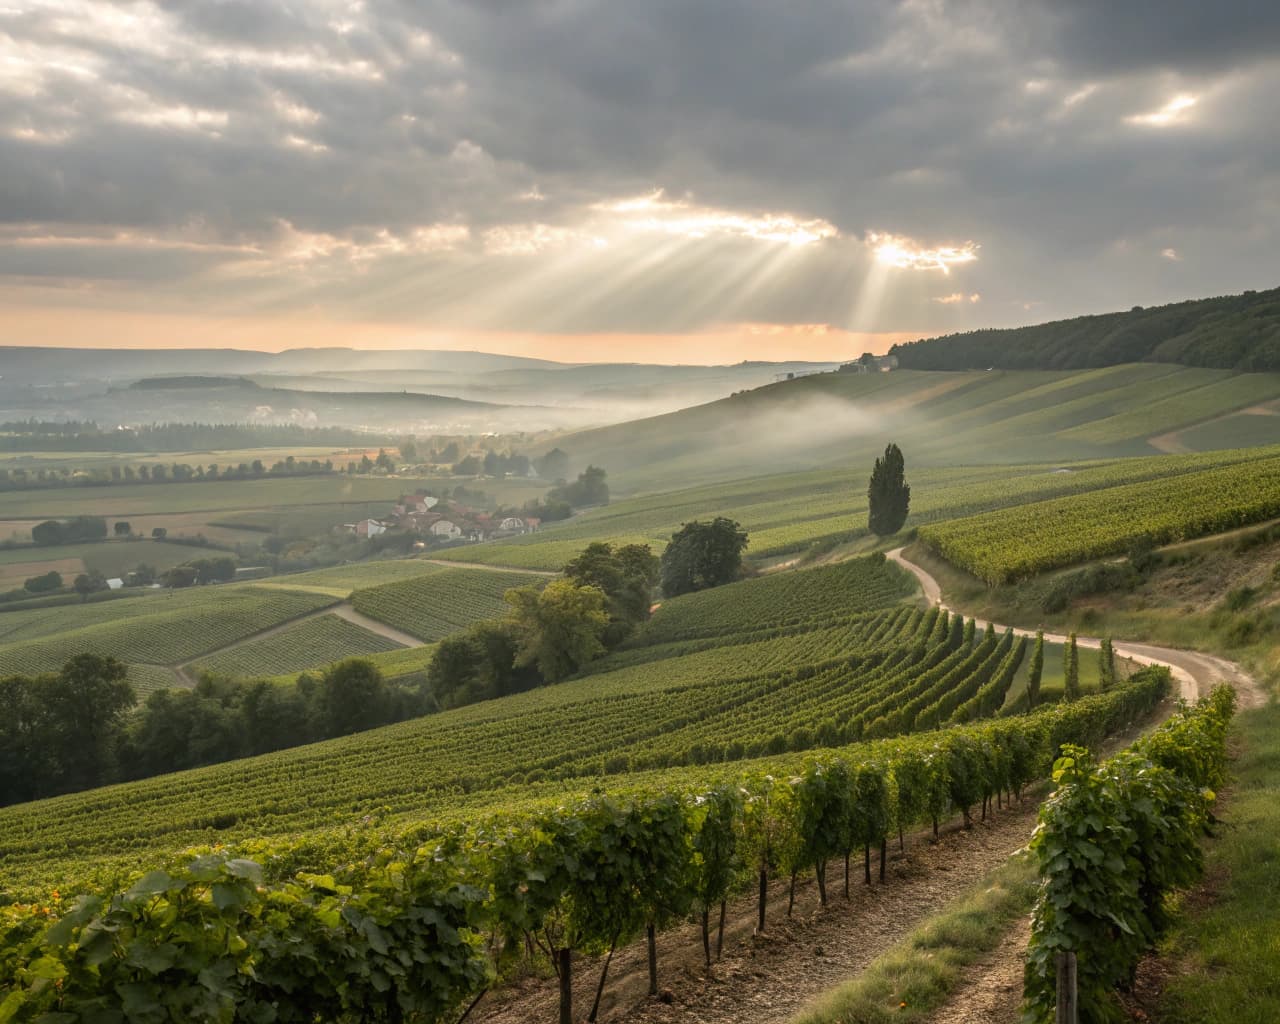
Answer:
0;0;1276;335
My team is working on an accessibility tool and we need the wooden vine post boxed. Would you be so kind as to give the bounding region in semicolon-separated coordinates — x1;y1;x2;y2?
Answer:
1055;951;1078;1024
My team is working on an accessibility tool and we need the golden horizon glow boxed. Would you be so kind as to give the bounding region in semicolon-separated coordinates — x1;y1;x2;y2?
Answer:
0;304;919;363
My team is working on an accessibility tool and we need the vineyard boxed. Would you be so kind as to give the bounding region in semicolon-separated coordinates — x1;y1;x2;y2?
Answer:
0;585;338;678
0;669;1173;1024
431;445;1279;570
0;555;1120;907
919;453;1280;583
190;614;403;679
350;567;546;641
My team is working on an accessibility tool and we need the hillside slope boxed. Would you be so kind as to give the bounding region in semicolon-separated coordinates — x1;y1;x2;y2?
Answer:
890;285;1280;372
551;364;1280;490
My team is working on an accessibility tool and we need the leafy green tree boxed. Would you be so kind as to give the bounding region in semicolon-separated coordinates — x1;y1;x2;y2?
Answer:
23;570;63;594
535;447;571;481
660;518;749;597
564;542;659;646
867;443;911;536
506;579;609;682
73;570;108;600
151;526;167;539
1064;632;1081;701
43;654;135;793
1027;630;1045;708
316;659;390;737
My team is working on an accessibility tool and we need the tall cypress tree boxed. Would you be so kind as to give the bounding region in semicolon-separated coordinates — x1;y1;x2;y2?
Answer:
867;443;911;536
1027;630;1045;709
1099;637;1116;691
1063;632;1080;702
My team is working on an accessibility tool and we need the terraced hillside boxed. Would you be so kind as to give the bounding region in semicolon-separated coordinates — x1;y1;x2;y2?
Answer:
0;555;1078;895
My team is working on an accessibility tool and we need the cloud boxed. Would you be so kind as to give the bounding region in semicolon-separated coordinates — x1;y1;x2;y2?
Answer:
0;0;1277;343
934;292;982;304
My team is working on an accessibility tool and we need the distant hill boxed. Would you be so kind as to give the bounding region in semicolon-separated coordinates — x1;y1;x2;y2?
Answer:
128;375;260;390
548;363;1280;491
890;286;1280;372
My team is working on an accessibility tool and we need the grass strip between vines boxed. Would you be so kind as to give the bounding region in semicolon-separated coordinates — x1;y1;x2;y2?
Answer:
1154;702;1280;1023
790;852;1037;1024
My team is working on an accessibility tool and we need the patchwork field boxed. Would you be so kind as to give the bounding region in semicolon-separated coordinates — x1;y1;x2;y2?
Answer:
0;585;337;679
350;566;547;640
190;613;404;679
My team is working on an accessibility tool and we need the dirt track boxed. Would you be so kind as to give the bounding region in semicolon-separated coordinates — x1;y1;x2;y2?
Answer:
887;547;1268;709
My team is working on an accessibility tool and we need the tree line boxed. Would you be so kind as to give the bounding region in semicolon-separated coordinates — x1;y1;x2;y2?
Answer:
0;655;431;807
0;421;397;452
0;456;337;494
889;284;1280;372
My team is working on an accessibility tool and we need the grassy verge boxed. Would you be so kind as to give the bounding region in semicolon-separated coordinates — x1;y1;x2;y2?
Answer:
1154;703;1280;1023
791;853;1037;1024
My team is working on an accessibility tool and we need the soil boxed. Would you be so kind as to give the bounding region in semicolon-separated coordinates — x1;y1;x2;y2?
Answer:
930;915;1031;1024
474;797;1047;1024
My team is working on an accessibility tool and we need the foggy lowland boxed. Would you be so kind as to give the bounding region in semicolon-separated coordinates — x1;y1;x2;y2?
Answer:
1;4;1278;1024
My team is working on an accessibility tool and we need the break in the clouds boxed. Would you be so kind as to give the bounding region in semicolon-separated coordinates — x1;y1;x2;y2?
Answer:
1;0;1278;348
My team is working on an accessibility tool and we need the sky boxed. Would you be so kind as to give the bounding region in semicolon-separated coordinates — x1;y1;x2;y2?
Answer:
1;0;1278;363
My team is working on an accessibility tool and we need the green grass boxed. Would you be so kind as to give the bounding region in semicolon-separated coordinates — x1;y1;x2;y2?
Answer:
1155;704;1280;1023
792;853;1038;1024
126;663;184;697
350;567;544;641
190;614;403;678
1177;409;1280;451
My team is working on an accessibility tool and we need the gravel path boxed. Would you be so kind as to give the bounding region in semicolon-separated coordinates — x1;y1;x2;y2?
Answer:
886;547;1268;709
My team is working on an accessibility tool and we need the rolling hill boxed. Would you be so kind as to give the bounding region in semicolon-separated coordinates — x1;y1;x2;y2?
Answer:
548;363;1280;490
890;284;1280;372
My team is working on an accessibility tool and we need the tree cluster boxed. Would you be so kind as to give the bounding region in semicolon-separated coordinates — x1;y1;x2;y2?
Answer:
427;542;659;707
0;654;136;805
0;657;429;807
660;518;749;597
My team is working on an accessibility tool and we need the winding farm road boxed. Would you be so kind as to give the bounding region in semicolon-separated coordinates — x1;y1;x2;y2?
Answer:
887;547;1267;710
